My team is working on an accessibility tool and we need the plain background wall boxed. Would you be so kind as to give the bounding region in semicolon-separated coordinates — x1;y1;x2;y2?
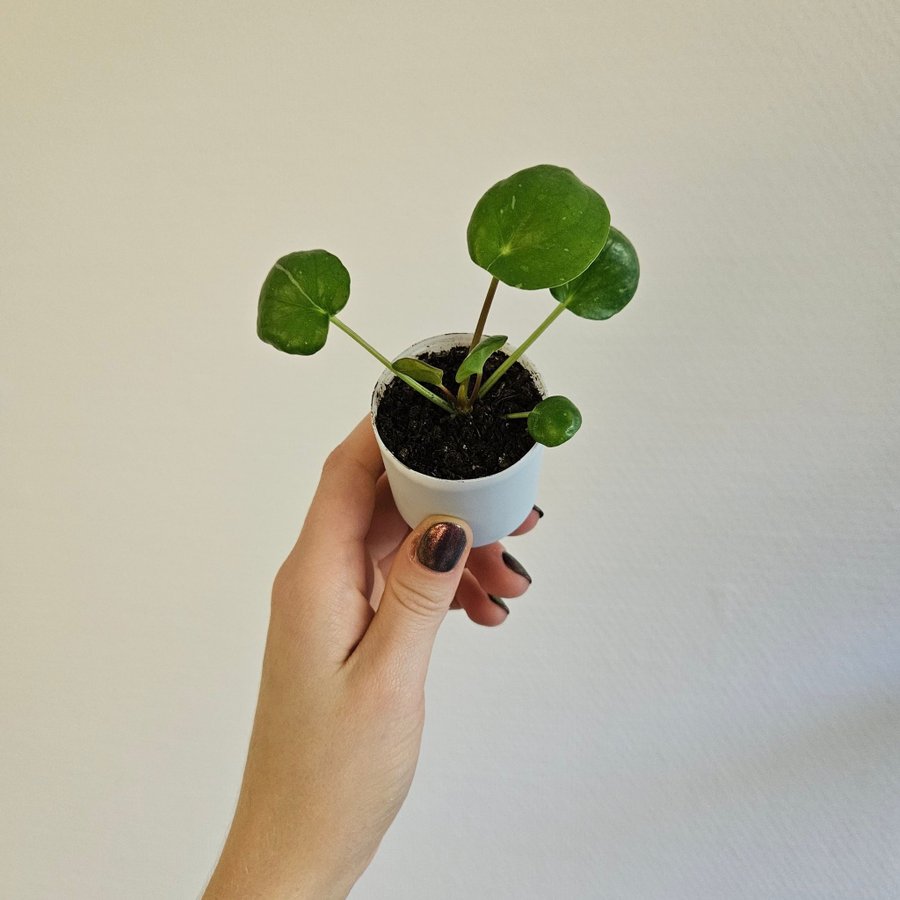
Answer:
2;1;898;897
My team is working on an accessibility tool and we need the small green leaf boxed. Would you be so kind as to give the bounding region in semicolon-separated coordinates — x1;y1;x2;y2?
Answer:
257;249;350;355
455;335;508;383
550;227;639;320
467;164;610;290
393;357;445;387
527;395;582;447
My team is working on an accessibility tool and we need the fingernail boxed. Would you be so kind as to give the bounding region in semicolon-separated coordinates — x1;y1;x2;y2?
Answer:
533;504;544;518
488;595;510;614
502;551;532;584
416;522;468;572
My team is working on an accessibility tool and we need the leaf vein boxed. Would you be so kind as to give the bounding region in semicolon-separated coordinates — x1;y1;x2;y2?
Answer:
274;263;327;314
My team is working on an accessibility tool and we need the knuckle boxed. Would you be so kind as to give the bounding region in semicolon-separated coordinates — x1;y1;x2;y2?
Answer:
321;445;348;478
321;444;369;489
390;573;445;620
271;556;297;605
269;557;310;621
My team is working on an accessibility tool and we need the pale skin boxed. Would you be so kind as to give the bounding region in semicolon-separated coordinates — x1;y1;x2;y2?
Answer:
203;417;538;898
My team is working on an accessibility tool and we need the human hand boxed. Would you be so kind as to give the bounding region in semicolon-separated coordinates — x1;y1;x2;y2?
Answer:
204;417;539;898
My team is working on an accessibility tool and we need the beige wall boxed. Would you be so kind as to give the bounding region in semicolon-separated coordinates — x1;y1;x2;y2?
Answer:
2;1;898;897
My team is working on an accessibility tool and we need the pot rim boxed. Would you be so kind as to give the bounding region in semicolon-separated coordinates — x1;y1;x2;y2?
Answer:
370;332;547;486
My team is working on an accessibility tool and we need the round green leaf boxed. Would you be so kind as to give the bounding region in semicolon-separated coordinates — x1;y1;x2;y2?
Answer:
467;164;610;290
550;226;639;320
527;395;582;447
257;249;350;355
454;334;508;383
393;357;445;387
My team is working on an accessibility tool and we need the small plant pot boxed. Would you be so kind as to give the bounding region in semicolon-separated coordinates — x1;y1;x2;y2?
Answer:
370;333;546;547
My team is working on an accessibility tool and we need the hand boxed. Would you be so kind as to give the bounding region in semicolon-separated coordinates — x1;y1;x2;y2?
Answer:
204;417;538;898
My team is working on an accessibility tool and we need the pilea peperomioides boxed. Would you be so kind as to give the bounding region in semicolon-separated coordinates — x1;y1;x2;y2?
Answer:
257;163;639;450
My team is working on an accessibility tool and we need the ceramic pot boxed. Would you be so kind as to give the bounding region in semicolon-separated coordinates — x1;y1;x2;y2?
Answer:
370;333;545;547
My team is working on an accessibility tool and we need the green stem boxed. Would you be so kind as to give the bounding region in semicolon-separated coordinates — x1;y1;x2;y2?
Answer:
504;411;531;419
470;370;485;404
456;379;469;411
330;315;456;414
479;298;570;399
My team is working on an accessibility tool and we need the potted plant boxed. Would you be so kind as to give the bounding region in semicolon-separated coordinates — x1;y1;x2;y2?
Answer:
256;164;640;545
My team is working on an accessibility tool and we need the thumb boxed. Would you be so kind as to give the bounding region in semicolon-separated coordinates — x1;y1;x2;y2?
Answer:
361;516;472;684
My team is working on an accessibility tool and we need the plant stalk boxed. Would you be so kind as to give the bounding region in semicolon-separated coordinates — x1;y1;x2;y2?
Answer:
469;276;499;350
467;276;500;402
330;315;456;414
456;381;467;409
478;298;571;399
504;411;531;419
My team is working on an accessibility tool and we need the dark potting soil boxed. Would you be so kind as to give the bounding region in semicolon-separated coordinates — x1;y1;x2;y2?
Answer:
375;345;543;480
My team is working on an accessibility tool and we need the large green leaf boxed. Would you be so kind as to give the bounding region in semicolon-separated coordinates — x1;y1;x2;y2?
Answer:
527;395;582;447
550;227;639;320
467;164;610;290
257;249;350;355
455;335;508;383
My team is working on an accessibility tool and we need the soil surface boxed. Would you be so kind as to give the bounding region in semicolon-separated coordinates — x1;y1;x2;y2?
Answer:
375;345;543;479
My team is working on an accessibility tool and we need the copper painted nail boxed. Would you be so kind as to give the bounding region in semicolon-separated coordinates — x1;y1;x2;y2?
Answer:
416;522;467;572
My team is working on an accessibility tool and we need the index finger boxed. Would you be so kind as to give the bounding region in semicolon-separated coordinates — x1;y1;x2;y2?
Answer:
303;416;385;550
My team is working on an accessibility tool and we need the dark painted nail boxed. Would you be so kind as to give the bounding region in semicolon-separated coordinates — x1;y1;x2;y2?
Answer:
533;504;544;518
488;595;510;614
502;551;532;584
416;522;468;572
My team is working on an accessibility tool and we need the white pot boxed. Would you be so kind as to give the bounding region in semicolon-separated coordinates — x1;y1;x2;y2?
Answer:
370;333;545;547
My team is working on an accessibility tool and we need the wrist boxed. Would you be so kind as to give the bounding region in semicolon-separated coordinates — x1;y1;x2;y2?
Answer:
204;826;355;900
205;857;350;900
